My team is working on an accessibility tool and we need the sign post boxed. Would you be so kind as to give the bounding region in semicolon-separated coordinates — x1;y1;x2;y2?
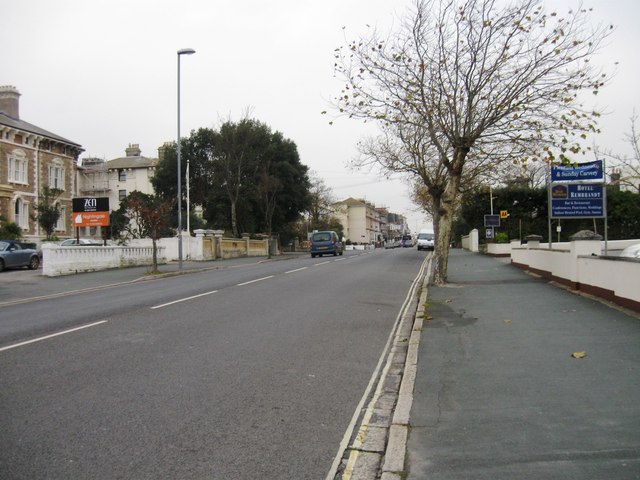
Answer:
548;160;606;250
72;197;110;243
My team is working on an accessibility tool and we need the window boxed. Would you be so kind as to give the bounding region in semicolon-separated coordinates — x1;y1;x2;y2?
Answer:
118;169;126;182
119;190;127;202
8;151;28;184
14;198;29;229
49;164;65;190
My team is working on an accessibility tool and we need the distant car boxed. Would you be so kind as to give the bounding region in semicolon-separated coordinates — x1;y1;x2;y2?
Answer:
385;239;401;249
416;231;435;251
620;243;640;259
310;231;344;258
401;234;414;248
60;238;103;246
0;240;41;272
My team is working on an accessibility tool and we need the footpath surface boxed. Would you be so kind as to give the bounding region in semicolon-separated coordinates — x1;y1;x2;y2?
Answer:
405;249;640;479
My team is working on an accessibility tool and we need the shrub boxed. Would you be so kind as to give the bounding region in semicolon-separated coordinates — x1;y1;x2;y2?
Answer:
0;220;22;240
495;232;509;244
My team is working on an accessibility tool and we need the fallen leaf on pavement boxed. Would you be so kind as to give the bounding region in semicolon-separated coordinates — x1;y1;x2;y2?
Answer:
503;319;512;324
571;351;587;359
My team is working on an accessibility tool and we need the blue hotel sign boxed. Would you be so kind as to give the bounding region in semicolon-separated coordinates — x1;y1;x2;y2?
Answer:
551;160;603;182
551;183;604;218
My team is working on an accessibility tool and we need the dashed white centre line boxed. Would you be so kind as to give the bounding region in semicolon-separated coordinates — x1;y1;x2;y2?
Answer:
313;261;331;266
237;275;274;286
0;321;108;353
285;267;307;274
151;290;219;309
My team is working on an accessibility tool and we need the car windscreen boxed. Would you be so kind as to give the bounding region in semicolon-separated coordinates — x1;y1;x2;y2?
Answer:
418;233;433;240
312;233;332;242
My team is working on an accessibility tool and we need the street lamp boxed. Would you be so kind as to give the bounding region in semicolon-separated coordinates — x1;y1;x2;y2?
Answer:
177;47;195;270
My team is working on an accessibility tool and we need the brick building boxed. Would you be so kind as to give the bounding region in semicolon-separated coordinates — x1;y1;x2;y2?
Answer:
0;86;83;241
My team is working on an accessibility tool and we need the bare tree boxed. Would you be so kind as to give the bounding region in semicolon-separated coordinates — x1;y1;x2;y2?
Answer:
307;172;336;230
598;111;640;192
332;0;612;283
119;191;172;272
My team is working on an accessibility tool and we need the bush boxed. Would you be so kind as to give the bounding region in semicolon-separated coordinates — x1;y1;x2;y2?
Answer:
0;221;22;240
495;232;509;244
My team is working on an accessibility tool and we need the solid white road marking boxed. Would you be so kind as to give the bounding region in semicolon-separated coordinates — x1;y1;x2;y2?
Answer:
237;275;274;286
151;290;219;309
0;321;108;353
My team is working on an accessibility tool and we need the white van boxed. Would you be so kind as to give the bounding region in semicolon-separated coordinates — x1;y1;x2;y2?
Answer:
416;230;435;251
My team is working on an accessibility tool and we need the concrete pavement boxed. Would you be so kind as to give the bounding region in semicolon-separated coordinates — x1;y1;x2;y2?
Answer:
404;249;640;479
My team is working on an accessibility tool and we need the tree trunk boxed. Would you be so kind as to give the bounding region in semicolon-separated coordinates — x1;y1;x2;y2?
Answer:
230;201;238;237
431;164;464;285
152;237;158;272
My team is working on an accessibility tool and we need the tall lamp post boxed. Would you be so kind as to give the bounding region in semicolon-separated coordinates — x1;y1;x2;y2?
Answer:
177;47;195;270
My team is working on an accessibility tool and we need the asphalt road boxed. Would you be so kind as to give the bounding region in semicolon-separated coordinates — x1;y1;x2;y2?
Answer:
0;248;428;479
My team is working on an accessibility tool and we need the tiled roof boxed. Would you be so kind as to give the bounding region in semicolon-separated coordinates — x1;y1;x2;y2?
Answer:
107;156;158;169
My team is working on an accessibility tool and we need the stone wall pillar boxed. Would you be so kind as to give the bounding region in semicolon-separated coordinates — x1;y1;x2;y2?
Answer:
569;230;602;257
242;234;250;256
525;234;542;249
213;230;224;259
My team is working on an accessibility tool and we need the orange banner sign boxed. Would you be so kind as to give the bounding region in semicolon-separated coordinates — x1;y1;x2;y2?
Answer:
73;211;110;227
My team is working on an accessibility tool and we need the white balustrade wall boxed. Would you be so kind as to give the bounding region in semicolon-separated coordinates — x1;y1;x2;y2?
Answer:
510;238;639;312
42;244;165;277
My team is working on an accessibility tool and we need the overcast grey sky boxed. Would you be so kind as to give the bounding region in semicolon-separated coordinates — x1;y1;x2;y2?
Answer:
3;0;638;232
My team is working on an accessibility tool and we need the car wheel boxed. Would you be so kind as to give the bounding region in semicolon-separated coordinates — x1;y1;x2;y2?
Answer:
0;259;4;272
28;256;40;270
311;254;316;258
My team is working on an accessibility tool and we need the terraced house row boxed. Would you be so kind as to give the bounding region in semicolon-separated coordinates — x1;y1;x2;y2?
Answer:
0;85;83;240
0;86;161;243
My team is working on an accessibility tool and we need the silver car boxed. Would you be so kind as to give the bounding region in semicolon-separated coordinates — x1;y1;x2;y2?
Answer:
0;240;41;272
620;243;640;259
60;238;103;246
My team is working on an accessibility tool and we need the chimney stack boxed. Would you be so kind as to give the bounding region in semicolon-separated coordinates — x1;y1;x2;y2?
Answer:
0;85;20;119
125;143;141;157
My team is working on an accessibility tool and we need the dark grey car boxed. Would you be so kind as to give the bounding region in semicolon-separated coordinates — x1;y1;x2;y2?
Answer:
0;240;40;271
309;231;344;258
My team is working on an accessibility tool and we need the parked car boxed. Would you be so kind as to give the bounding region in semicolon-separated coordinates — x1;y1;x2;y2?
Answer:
0;240;41;272
309;231;344;258
620;243;640;259
60;238;103;246
416;231;435;251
